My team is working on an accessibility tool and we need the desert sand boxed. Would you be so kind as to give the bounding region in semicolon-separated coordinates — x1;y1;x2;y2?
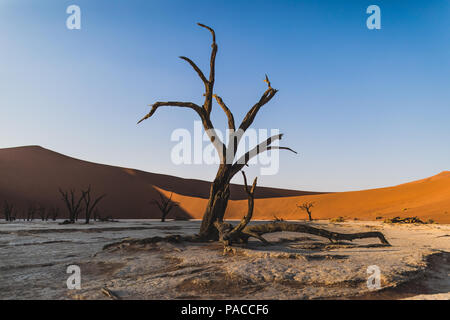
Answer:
0;220;448;300
1;146;449;223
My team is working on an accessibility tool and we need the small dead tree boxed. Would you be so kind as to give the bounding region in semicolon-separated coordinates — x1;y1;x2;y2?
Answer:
10;209;18;221
297;202;314;221
81;185;106;224
3;201;14;221
59;188;84;223
27;205;36;221
151;192;179;222
93;208;100;221
37;205;46;221
49;207;59;221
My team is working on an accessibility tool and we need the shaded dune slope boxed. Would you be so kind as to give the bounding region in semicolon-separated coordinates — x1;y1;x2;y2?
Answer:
0;146;319;219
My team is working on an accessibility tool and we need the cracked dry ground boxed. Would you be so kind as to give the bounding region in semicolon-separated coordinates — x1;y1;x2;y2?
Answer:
1;221;448;299
68;223;450;300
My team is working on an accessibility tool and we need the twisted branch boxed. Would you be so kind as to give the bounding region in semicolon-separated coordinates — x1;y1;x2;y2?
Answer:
197;23;217;116
213;94;235;131
179;56;208;88
231;133;297;177
238;75;278;133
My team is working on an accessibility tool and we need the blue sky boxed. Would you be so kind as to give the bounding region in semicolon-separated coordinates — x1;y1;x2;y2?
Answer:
0;0;449;191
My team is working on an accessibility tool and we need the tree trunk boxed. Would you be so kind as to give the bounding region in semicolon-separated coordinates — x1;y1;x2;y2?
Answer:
199;165;231;239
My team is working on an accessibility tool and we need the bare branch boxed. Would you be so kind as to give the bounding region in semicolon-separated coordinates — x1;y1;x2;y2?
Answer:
197;23;217;116
138;100;227;162
138;101;204;124
238;75;278;133
179;56;208;87
230;171;257;234
197;23;216;43
213;94;235;131
265;146;298;154
297;202;314;210
230;133;296;177
263;74;271;89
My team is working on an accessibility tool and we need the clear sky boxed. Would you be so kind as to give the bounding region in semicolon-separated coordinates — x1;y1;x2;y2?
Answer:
0;0;449;191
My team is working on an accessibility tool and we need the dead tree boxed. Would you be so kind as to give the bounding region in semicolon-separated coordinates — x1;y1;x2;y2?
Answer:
81;185;106;224
93;208;100;221
151;192;179;222
10;209;17;221
3;201;13;221
37;205;46;221
297;202;314;221
137;23;390;247
59;188;84;223
49;207;59;221
27;205;36;221
138;23;295;239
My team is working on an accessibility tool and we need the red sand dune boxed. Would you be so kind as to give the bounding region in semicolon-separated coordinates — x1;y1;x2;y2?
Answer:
1;146;449;223
0;146;317;220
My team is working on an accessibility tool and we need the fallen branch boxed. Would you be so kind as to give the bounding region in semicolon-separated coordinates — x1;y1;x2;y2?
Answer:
243;222;390;245
214;172;390;249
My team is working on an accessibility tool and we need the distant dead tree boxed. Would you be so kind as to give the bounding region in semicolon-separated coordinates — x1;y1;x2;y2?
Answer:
3;200;14;221
81;185;106;224
59;188;84;223
297;202;315;221
151;192;179;222
135;23;390;248
9;209;17;221
273;215;284;222
93;208;100;221
48;207;59;221
37;205;46;221
27;205;36;221
11;209;18;221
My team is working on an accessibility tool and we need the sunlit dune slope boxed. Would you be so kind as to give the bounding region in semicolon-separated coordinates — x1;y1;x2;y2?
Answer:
158;172;450;223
